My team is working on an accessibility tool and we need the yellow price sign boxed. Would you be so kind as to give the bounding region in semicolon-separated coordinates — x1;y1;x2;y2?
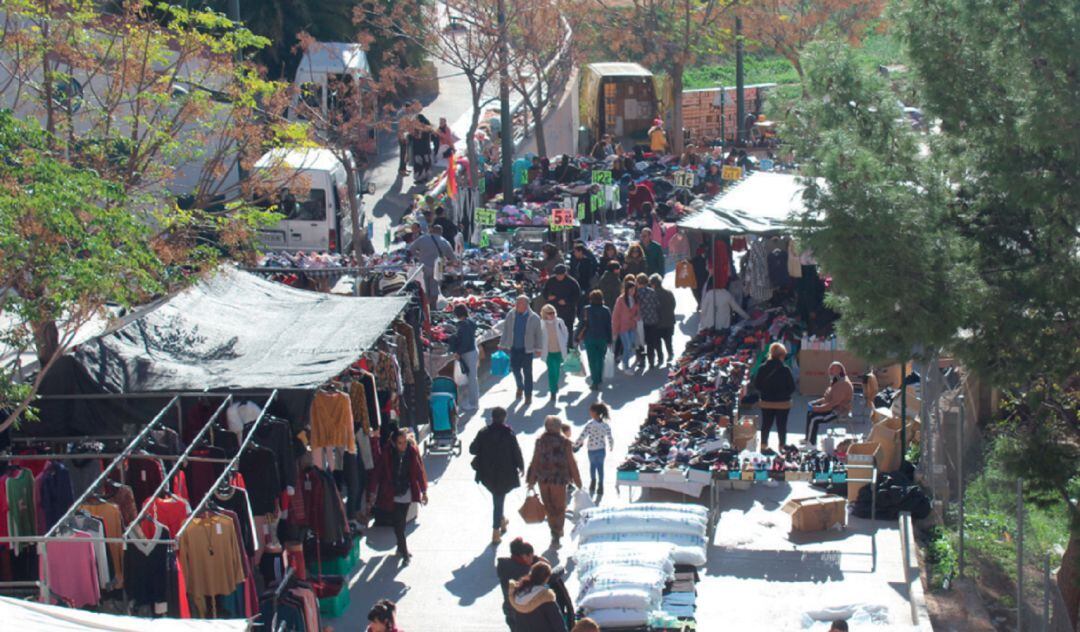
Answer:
721;165;743;181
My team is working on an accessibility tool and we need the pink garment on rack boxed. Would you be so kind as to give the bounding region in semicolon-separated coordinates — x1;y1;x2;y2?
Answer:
42;530;100;608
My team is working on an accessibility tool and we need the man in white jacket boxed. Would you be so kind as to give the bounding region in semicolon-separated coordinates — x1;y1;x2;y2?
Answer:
699;282;749;332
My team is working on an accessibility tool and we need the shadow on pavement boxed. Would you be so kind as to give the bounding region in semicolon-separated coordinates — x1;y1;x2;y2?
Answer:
444;545;499;606
706;547;844;582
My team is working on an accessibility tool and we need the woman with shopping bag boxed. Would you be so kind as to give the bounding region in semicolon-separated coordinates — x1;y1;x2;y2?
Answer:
526;416;582;550
539;304;569;405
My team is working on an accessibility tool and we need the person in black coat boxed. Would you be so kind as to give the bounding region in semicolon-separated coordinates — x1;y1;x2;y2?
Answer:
498;538;544;631
543;264;581;336
469;406;524;544
754;342;796;450
569;243;597;294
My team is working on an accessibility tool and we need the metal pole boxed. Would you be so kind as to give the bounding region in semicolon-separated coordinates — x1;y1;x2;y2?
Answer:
1018;477;1024;632
498;0;514;201
900;361;908;467
1043;554;1050;632
958;393;966;578
734;17;745;146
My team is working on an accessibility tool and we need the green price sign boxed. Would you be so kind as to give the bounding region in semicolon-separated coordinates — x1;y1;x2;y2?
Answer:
591;170;612;185
475;207;497;226
591;192;605;210
478;177;486;193
479;231;491;248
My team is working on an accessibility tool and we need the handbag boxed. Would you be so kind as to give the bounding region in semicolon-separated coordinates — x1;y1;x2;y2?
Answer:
563;349;584;375
490;350;511;377
519;490;547;524
675;259;697;288
603;348;616;379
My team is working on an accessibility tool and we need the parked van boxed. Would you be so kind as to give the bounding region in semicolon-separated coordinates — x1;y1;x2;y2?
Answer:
253;148;369;253
578;63;658;148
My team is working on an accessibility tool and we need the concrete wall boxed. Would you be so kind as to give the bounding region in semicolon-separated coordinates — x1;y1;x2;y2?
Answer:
516;69;579;158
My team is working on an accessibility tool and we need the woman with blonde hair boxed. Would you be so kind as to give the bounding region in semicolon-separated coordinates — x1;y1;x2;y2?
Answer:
526;416;582;549
806;361;854;445
539;304;569;403
753;342;796;450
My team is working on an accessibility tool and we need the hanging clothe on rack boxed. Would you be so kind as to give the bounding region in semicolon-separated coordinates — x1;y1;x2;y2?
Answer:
124;519;175;615
81;498;125;589
178;512;246;618
41;529;101;607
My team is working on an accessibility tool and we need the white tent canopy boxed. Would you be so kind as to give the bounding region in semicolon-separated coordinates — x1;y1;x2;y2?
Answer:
294;42;370;85
678;172;818;235
0;596;248;631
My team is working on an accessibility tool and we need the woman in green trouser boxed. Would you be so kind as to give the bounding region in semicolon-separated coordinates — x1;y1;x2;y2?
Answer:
539;304;569;404
576;290;613;391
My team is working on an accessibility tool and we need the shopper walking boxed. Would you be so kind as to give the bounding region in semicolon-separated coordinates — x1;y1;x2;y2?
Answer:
543;264;581;337
407;224;456;310
469;407;524;545
635;273;661;370
508;561;568;631
367;599;401;632
527;416;582;549
596;261;622;310
368;429;428;565
640;228;665;276
611;280;640;373
806;362;854;445
574;403;614;500
539;305;569;403
598;242;623;272
623;243;647;278
578;290;612;391
448;304;480;412
652;274;676;365
569;243;598;299
754;342;796;450
498;538;546;631
499;296;543;404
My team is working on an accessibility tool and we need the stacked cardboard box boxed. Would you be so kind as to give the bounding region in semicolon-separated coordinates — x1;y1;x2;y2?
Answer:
782;495;848;532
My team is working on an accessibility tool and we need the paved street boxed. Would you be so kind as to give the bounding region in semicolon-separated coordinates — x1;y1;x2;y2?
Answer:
332;272;925;631
363;53;494;253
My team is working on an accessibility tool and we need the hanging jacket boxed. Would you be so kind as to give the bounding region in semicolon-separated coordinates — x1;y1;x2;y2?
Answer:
699;288;748;332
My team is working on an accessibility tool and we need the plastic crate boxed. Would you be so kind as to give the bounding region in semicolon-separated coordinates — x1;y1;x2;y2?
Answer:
616;470;639;481
307;538;361;576
318;587;351;618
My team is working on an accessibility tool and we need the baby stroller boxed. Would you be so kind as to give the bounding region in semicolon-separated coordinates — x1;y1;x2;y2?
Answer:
425;375;462;456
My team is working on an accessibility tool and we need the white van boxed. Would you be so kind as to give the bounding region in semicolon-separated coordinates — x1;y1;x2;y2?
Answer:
253;148;369;253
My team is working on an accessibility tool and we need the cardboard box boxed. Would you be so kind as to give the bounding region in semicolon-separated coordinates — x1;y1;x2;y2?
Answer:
797;349;869;395
846;442;881;501
782;495;848;532
872;364;903;389
890;385;922;416
873;414;921;447
868;423;901;472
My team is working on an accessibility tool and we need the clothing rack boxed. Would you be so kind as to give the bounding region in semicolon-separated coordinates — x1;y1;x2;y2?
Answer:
0;392;278;609
120;394;234;541
175;390;279;539
0;396;180;603
268;566;297;631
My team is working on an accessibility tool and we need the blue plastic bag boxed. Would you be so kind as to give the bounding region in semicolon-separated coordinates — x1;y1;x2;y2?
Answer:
490;350;511;377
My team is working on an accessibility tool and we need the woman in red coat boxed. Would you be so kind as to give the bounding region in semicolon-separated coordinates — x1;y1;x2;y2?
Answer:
367;428;428;565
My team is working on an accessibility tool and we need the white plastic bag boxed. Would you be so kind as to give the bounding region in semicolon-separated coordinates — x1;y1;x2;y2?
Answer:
573;488;595;513
603;348;616;379
635;320;645;350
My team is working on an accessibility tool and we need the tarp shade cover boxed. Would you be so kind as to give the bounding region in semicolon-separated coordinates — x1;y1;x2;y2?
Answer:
0;596;248;631
678;172;813;235
73;267;406;391
30;267;407;435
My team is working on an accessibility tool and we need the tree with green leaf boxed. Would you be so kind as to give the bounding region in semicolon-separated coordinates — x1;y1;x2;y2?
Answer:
0;111;164;433
0;1;303;431
793;0;1079;618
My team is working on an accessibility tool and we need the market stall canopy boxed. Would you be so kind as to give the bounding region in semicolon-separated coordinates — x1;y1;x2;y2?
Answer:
31;267;408;435
678;172;819;235
70;267;407;392
0;595;247;631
